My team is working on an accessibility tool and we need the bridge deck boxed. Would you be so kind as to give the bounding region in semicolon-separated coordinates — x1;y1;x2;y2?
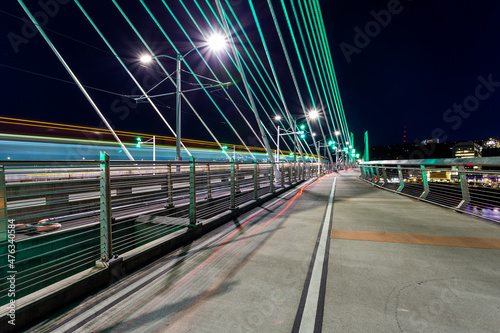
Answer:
27;169;500;332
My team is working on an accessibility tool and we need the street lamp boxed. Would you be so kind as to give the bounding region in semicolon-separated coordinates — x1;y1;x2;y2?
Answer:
275;110;320;163
309;139;333;175
135;136;156;160
274;111;318;163
139;34;227;161
308;109;319;120
275;124;304;163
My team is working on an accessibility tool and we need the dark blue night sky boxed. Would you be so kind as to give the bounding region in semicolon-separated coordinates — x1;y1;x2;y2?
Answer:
1;0;499;150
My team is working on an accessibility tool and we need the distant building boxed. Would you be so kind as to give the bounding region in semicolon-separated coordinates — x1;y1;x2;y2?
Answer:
421;138;440;145
483;137;500;148
453;141;482;158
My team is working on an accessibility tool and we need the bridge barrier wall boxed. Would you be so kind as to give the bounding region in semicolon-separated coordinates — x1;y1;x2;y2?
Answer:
359;157;500;225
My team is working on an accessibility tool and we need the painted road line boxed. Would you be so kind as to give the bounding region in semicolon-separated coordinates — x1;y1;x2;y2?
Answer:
294;176;337;333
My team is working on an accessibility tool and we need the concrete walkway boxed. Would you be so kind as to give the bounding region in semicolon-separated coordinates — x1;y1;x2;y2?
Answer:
326;171;500;333
27;170;500;332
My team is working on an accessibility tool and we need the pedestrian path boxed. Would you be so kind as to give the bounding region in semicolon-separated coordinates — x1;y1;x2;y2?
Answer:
27;170;500;332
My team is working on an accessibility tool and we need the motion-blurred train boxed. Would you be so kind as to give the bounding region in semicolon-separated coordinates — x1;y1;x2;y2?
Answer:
0;117;279;162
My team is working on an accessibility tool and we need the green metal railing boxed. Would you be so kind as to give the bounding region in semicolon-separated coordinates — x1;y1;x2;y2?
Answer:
360;157;500;225
0;156;324;306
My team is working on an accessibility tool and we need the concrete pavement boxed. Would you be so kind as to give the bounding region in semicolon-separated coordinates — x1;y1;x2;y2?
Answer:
325;171;500;333
26;169;500;332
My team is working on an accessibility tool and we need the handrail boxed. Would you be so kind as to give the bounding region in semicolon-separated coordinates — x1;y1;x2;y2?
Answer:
359;159;500;226
0;157;330;307
361;156;500;166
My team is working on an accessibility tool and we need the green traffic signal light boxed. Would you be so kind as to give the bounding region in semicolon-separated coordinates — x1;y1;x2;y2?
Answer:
300;124;306;130
300;134;305;139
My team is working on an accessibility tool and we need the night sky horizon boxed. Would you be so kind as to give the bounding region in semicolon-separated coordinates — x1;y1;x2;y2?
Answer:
1;0;499;153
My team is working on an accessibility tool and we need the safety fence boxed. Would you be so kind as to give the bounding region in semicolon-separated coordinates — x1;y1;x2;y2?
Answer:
0;154;324;306
359;157;500;225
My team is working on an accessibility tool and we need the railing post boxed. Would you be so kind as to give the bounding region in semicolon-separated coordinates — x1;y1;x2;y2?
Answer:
374;166;381;184
253;162;259;200
206;163;212;200
235;162;240;194
456;165;470;210
230;158;236;209
269;163;275;193
381;167;389;187
294;162;298;183
370;165;376;181
397;165;405;192
0;165;7;242
288;163;292;185
167;163;174;208
281;162;285;187
420;165;429;199
361;165;367;178
189;157;197;225
98;152;112;264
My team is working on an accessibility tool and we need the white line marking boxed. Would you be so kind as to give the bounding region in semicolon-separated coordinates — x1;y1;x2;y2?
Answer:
299;177;336;333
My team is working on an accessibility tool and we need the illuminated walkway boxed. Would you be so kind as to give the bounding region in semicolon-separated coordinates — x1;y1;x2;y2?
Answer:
28;170;500;332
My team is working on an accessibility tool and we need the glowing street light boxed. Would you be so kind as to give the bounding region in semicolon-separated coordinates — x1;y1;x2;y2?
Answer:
139;33;227;162
139;54;153;63
207;33;227;51
308;109;319;119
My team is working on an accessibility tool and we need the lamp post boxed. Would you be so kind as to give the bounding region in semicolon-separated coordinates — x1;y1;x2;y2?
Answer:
275;120;304;163
275;110;319;163
310;139;337;174
140;136;156;161
139;34;227;162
